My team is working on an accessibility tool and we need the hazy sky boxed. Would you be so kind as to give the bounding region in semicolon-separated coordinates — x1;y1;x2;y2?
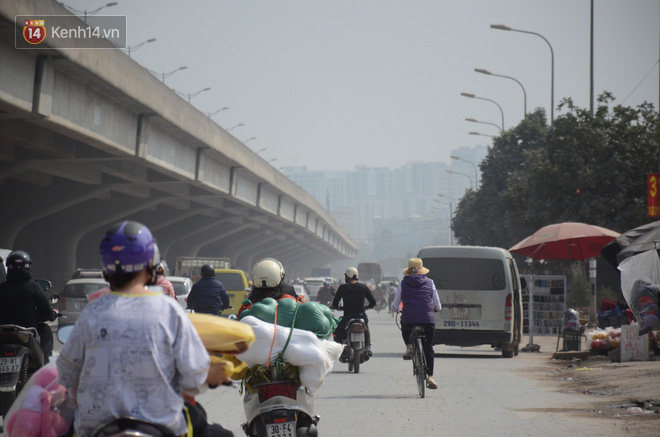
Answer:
60;0;659;171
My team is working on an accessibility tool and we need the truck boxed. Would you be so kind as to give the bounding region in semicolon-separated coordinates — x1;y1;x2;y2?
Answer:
357;262;382;285
311;267;332;278
175;256;231;282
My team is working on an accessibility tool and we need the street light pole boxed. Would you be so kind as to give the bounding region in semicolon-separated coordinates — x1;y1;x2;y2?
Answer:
175;87;211;103
461;92;505;131
491;24;555;126
446;169;474;190
243;137;257;144
469;131;495;138
62;2;118;23
227;123;244;133
125;38;156;57
475;68;527;119
450;155;479;187
148;66;187;84
465;117;503;133
207;107;229;118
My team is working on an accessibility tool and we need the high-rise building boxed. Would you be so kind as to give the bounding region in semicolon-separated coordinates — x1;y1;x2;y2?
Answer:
282;145;487;266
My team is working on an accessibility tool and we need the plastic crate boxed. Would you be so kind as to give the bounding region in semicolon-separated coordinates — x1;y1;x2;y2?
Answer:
562;330;582;351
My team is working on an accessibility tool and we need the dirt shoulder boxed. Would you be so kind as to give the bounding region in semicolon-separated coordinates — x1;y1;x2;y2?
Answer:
521;336;660;436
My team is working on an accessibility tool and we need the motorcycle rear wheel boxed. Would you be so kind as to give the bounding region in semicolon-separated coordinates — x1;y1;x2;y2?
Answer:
0;391;17;418
352;347;360;374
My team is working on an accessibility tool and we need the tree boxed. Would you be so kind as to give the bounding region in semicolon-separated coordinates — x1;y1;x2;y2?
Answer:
452;94;659;248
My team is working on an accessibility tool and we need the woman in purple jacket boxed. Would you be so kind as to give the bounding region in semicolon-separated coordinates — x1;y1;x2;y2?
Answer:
391;258;441;389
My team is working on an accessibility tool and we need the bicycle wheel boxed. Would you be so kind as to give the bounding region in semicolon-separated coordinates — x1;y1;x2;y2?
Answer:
414;337;425;398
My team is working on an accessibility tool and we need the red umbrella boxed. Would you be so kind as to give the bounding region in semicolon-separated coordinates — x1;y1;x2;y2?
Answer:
509;222;620;261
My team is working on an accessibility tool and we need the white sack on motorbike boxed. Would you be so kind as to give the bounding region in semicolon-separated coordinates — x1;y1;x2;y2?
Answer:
236;316;343;393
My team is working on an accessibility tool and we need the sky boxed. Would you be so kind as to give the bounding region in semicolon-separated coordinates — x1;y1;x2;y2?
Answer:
58;0;659;171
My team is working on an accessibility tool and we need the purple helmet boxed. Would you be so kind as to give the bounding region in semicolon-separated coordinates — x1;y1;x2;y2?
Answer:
99;221;155;274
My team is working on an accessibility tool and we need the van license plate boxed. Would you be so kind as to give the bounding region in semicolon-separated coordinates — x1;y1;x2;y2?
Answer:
452;307;469;319
0;356;22;374
266;421;295;437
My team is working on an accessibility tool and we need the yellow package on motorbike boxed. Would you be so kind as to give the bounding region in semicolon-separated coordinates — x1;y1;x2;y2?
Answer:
188;313;255;354
209;354;249;379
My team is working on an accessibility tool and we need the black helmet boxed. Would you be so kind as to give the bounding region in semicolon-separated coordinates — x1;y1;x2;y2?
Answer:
201;264;215;278
6;250;32;270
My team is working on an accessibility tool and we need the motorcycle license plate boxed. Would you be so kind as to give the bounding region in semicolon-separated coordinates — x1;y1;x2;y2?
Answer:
0;356;22;374
266;421;295;437
350;332;365;342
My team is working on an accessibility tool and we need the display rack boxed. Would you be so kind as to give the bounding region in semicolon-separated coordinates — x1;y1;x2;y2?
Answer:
521;275;566;335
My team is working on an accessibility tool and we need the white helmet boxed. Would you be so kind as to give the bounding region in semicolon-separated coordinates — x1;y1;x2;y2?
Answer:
252;258;285;288
345;267;359;280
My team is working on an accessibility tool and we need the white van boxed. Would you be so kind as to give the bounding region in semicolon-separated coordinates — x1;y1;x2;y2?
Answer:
417;246;524;358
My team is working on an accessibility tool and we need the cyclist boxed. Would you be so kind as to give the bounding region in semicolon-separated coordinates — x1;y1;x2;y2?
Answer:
391;258;441;389
331;267;376;355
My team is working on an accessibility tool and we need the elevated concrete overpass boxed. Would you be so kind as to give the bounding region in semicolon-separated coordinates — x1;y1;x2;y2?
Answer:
0;0;357;286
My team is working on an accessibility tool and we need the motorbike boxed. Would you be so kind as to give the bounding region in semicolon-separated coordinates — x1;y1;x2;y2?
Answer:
340;317;369;373
241;363;319;437
374;296;387;313
0;285;58;418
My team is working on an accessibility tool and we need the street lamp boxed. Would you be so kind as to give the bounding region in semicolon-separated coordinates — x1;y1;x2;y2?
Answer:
148;66;187;84
475;68;527;119
268;158;277;164
491;24;554;126
469;131;495;138
227;123;244;133
243;137;257;144
465;117;503;133
450;155;479;187
207;107;229;118
61;2;117;23
255;148;267;155
125;38;156;57
174;87;211;103
446;169;474;190
461;92;504;131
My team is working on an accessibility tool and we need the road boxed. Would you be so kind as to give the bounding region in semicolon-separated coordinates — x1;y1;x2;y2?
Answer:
198;310;605;436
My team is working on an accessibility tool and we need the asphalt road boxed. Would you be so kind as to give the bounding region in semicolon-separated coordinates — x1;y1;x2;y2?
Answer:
197;310;606;437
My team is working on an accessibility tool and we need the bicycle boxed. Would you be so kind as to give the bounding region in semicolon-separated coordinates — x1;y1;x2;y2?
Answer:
396;313;427;398
410;325;427;398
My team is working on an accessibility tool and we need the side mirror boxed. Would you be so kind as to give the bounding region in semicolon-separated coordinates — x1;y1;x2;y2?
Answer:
520;277;527;289
35;278;52;293
57;324;74;344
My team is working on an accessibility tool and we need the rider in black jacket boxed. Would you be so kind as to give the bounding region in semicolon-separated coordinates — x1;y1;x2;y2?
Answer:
186;264;230;315
0;250;58;359
331;267;376;354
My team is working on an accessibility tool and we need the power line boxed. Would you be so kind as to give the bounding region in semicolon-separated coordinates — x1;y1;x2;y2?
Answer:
620;58;659;105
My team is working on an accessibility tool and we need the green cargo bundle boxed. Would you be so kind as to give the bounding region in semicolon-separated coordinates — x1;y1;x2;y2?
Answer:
239;297;339;339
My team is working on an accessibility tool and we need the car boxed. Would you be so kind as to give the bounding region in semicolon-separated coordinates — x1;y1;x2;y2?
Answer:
292;284;309;301
69;269;104;279
302;277;327;300
214;269;250;316
168;276;193;309
57;277;109;329
417;246;524;358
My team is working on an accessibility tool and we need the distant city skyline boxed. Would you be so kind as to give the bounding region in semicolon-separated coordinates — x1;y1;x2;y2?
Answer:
283;145;488;275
